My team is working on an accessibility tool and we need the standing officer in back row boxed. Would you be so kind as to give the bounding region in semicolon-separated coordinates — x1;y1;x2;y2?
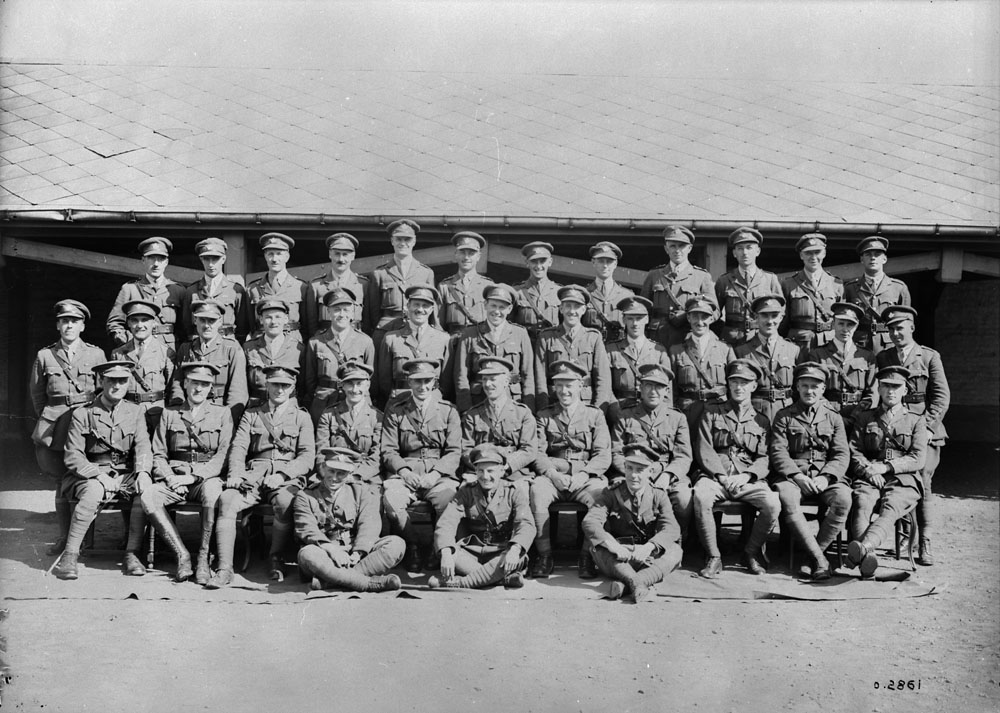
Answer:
714;227;782;346
735;295;801;424
437;231;494;338
582;241;633;344
304;232;369;337
107;237;185;349
180;237;249;343
844;236;910;354
366;219;436;350
640;225;715;348
606;296;672;413
245;233;308;342
670;296;734;428
512;241;563;341
781;233;843;354
377;285;453;406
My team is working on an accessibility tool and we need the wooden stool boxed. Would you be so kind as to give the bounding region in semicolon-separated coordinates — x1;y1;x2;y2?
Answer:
236;504;273;572
712;500;754;552
783;500;846;571
548;501;587;551
406;500;436;547
69;497;131;554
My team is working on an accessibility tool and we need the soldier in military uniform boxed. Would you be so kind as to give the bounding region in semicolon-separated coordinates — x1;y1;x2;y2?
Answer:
846;366;928;577
512;241;562;341
807;302;876;426
583;444;683;602
376;285;452;406
780;233;844;354
304;232;369;337
582;241;633;344
315;362;383;494
171;301;249;425
245;233;308;342
380;358;462;572
843;236;911;354
52;361;153;580
735;295;801;424
180;237;249;343
207;365;315;588
428;446;535;590
529;360;612;578
606;296;672;413
534;285;612;412
366;219;436;351
437;231;494;337
692;360;779;578
304;287;375;424
111;300;174;433
714;227;783;346
768;362;851;580
243;299;304;406
294;447;404;593
30;300;106;555
876;306;950;566
459;357;537;483
107;237;185;349
609;364;693;540
640;225;715;348
669;296;735;428
453;283;535;413
127;362;233;584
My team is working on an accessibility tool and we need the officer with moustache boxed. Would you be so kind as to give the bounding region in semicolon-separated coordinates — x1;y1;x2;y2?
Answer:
714;227;782;346
735;295;801;424
781;233;844;353
437;231;494;337
107;237;185;349
807;302;876;426
669;296;735;428
181;237;249;343
315;362;383;493
582;241;633;344
512;241;563;342
377;285;453;406
243;299;304;406
428;446;535;590
583;444;683;603
843;236;910;354
606;296;672;413
246;233;308;342
305;232;369;337
112;300;174;433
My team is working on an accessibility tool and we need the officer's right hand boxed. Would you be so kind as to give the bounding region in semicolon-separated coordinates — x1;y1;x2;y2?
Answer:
548;470;571;491
604;541;630;562
224;477;244;491
400;469;423;490
321;543;351;567
439;548;455;580
793;474;818;496
869;472;886;490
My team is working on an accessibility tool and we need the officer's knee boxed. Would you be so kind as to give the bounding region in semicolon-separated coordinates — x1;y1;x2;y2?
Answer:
200;480;223;507
75;480;104;505
774;483;801;514
379;535;406;560
216;491;243;519
139;488;162;512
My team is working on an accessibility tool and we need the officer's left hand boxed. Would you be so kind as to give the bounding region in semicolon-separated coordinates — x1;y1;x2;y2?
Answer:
262;472;285;490
439;548;455;580
500;544;523;575
348;551;362;566
321;544;351;567
630;543;655;564
793;474;818;496
869;472;886;490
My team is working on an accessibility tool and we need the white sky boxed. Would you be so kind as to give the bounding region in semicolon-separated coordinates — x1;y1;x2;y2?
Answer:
1;0;997;84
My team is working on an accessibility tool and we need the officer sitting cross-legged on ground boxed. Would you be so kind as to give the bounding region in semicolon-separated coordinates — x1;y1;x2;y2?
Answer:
207;365;315;588
53;361;153;580
846;365;927;578
529;359;612;579
428;445;535;590
294;447;404;593
692;359;779;579
583;444;683;603
768;362;851;581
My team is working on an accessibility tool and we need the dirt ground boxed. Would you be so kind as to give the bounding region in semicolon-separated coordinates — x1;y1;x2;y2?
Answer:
0;441;997;713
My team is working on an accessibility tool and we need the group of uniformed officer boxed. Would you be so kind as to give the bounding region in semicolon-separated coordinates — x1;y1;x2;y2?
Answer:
28;222;949;600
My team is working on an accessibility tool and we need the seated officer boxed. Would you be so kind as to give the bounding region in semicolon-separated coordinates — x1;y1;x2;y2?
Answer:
807;302;875;426
846;366;927;577
735;295;801;424
29;299;106;555
582;241;633;344
428;446;535;590
128;362;234;584
438;231;494;337
529;360;611;579
315;362;383;493
243;299;304;406
459;356;537;483
534;285;612;412
669;296;735;427
53;361;153;580
172;300;249;425
714;227;782;346
112;299;174;433
294;447;404;593
304;287;375;424
512;241;562;342
606;296;672;413
582;444;683;603
768;362;851;580
376;285;452;407
208;366;315;588
380;358;461;572
609;364;693;540
692;359;778;578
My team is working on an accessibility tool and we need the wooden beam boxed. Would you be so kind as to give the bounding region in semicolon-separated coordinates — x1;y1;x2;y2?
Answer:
488;245;647;289
776;252;944;281
962;252;1000;278
1;237;202;282
937;247;965;283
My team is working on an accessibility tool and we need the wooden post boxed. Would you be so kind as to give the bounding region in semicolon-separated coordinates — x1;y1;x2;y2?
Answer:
223;231;248;285
937;247;964;283
705;238;727;278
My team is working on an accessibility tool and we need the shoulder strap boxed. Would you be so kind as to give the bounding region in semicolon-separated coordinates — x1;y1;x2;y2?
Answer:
259;410;294;452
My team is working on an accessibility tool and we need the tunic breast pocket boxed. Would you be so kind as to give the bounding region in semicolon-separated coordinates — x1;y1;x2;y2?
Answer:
567;428;591;449
786;426;807;452
743;430;766;456
167;425;190;450
44;367;67;391
316;350;337;376
862;423;883;451
160;304;178;322
711;426;733;448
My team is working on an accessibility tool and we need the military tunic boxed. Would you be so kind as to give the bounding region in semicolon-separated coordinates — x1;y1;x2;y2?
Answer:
171;336;249;424
453;321;535;413
843;274;910;353
376;322;452;406
640;263;715;347
29;340;106;453
460;398;537;481
714;268;783;345
735;335;801;424
669;333;735;420
512;277;562;341
180;275;249;342
875;345;950;447
365;258;436;345
437;272;494;335
243;334;305;404
435;481;536;559
304;328;376;422
607;337;673;411
107;277;185;349
293;481;382;553
807;342;876;424
315;401;383;485
304;269;369;337
780;270;844;352
245;272;308;340
582;279;634;343
533;325;613;411
609;403;693;485
112;338;175;432
148;401;233;507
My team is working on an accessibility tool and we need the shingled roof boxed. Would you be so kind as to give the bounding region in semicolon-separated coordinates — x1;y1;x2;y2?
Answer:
1;63;997;225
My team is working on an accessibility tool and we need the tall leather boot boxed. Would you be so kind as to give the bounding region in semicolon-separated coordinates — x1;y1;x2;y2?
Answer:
122;500;147;576
205;515;236;589
268;520;292;582
195;507;216;585
632;565;665;603
54;497;100;580
47;495;72;555
785;512;829;579
742;511;774;575
916;497;934;566
147;506;193;581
